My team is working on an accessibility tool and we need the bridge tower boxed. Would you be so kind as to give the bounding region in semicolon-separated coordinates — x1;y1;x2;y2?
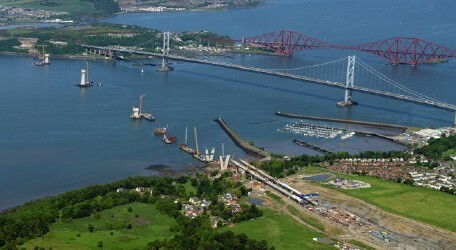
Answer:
452;112;455;126
158;31;173;72
337;55;356;107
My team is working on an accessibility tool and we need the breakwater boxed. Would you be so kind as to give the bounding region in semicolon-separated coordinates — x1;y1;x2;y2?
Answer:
275;112;408;132
213;118;270;158
292;138;331;154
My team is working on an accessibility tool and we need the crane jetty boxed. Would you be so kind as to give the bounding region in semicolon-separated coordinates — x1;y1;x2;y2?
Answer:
130;94;155;121
33;45;50;66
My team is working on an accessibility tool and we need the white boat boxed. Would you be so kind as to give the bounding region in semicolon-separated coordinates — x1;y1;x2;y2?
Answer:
341;131;356;140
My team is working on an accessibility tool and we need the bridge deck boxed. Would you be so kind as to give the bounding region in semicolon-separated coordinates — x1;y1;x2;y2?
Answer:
82;45;456;112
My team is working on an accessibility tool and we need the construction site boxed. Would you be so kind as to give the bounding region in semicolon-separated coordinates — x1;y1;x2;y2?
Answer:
221;159;456;249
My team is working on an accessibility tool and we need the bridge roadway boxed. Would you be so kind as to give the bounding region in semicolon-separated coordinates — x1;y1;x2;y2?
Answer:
82;45;456;113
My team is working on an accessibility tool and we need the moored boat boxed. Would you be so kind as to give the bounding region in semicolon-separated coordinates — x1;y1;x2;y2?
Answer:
341;131;356;140
154;127;167;135
162;134;177;144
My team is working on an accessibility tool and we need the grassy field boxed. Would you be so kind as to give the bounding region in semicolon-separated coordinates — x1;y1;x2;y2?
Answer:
286;205;325;231
299;166;456;232
225;209;333;250
0;0;94;15
183;180;196;196
443;148;456;157
21;202;176;249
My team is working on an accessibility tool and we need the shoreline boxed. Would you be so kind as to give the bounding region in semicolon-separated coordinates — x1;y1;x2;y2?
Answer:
0;1;265;28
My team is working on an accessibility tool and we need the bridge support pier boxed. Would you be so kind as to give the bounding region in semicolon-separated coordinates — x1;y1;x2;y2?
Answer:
453;111;456;127
337;56;356;107
158;32;173;72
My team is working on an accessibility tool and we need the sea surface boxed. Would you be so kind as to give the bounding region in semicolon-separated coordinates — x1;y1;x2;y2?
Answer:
1;0;455;210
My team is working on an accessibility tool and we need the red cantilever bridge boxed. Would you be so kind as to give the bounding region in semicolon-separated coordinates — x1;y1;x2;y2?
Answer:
242;30;456;65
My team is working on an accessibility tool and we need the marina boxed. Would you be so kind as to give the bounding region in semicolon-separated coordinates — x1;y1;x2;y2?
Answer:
283;122;345;139
275;112;409;132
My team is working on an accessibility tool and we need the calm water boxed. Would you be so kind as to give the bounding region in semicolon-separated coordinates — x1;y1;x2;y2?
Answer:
1;0;455;210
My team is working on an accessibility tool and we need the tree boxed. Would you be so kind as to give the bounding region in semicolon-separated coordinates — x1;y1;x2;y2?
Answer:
97;240;103;247
88;224;94;233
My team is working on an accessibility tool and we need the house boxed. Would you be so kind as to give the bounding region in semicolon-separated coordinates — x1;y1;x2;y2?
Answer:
209;216;219;228
116;187;124;193
200;199;211;209
189;197;200;204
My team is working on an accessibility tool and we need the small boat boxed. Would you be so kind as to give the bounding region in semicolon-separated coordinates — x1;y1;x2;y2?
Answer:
162;134;177;144
141;69;144;73
341;131;356;140
154;127;167;135
141;113;155;121
192;153;207;162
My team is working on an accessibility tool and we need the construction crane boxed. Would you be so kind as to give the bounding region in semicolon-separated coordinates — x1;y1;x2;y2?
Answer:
35;45;47;60
139;94;146;115
34;44;50;65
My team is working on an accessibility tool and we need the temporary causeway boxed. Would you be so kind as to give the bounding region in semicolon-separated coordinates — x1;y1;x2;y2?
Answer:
213;118;270;158
275;112;408;131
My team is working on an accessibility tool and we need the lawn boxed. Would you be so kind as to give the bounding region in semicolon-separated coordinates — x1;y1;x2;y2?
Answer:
443;148;455;158
299;166;456;232
21;202;176;249
183;180;197;196
225;209;334;250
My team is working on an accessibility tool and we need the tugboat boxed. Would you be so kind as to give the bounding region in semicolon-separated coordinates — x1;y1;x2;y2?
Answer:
162;133;177;144
130;94;155;121
179;126;195;154
74;62;93;88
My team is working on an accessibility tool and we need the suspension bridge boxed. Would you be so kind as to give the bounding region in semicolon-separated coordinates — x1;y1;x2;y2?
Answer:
82;32;456;125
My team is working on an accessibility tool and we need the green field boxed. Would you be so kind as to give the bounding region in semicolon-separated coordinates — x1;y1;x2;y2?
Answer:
21;202;176;249
300;166;456;232
443;148;456;158
0;0;94;15
225;209;333;250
